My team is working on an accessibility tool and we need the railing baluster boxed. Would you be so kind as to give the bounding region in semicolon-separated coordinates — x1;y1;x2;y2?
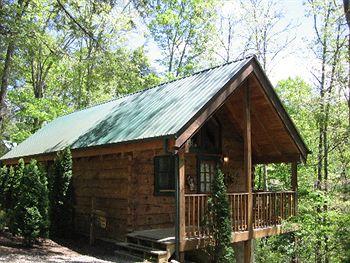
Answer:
258;194;260;228
244;194;247;230
235;195;237;230
240;194;243;231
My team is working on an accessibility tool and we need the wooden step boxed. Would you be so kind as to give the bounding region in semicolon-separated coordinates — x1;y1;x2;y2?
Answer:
115;242;168;263
127;233;176;260
127;235;168;251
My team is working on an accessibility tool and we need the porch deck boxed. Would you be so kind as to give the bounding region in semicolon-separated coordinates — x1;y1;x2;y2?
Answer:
126;223;295;252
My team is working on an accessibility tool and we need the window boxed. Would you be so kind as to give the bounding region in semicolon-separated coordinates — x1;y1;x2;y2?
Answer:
154;155;175;195
198;158;218;193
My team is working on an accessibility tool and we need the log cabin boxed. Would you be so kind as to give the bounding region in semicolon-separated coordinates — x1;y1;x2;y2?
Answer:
0;56;310;263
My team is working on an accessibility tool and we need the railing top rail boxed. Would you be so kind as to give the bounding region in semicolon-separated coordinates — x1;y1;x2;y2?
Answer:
184;191;295;197
253;191;296;194
184;193;211;197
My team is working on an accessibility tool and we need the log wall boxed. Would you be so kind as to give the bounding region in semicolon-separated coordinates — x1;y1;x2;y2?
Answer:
73;152;133;240
72;140;175;241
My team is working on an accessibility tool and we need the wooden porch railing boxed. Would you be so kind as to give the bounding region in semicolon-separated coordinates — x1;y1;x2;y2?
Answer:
253;191;296;228
184;191;296;238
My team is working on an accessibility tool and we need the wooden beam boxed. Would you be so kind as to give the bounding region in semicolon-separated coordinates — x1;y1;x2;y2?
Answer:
291;162;298;214
178;150;186;256
291;162;298;191
175;64;254;148
253;154;301;164
225;99;262;156
243;83;253;263
183;225;299;251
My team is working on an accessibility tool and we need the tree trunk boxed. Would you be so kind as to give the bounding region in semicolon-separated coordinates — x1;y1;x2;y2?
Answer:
0;41;15;129
0;0;29;129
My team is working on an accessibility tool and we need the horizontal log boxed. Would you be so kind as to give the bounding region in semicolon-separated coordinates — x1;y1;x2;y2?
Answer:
134;204;176;215
135;213;175;227
75;188;129;199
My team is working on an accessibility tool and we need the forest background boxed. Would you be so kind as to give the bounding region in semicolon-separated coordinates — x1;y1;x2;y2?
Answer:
0;0;349;262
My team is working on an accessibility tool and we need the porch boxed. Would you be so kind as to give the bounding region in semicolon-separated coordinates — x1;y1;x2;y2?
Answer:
171;69;307;262
115;190;296;262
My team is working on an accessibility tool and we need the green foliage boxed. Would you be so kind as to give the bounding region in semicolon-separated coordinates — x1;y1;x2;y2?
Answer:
0;166;8;231
267;76;350;263
11;159;49;246
48;148;74;237
136;0;218;77
205;169;235;263
0;0;160;145
255;234;295;263
0;165;16;231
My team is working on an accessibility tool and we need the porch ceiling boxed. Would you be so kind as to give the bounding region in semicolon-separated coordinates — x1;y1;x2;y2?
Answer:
222;74;302;164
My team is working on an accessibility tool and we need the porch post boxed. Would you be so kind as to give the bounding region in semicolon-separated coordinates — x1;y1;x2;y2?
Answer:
175;150;186;262
291;162;298;213
244;83;253;263
291;162;298;262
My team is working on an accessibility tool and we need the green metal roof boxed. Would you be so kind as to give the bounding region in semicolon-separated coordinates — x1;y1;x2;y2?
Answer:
1;57;253;160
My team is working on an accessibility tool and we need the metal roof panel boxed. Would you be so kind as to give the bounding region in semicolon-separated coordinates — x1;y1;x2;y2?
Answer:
1;57;252;160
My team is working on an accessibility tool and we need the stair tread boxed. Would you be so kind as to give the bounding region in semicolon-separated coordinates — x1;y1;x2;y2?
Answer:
127;234;175;245
115;242;168;256
126;237;168;250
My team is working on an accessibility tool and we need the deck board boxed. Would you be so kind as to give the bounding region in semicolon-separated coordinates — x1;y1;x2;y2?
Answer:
128;228;175;244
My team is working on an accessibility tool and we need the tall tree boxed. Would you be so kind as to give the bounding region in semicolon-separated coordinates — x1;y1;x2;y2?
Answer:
308;1;347;262
239;0;295;73
133;0;217;77
343;0;350;125
0;0;160;148
0;0;30;129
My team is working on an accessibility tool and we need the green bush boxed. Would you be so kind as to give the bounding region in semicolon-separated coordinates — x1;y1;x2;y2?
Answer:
12;159;49;246
48;148;74;237
205;169;235;263
0;159;49;245
0;165;7;226
6;164;21;234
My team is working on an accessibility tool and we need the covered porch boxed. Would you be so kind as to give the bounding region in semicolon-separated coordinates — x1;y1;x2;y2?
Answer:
172;61;308;262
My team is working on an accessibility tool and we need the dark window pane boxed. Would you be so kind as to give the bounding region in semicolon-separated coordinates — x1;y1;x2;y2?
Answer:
198;158;217;193
154;155;175;195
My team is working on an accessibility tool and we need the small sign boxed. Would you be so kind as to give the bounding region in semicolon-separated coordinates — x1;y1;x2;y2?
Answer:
97;216;107;229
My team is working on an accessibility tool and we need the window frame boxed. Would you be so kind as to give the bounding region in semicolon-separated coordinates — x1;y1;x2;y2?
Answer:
154;154;175;196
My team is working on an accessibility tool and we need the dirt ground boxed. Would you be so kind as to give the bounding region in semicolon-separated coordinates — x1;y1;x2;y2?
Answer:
0;232;139;263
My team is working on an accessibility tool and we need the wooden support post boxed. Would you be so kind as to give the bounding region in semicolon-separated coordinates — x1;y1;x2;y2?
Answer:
244;84;253;263
179;152;186;256
291;162;297;191
175;150;186;262
291;162;298;213
291;162;299;263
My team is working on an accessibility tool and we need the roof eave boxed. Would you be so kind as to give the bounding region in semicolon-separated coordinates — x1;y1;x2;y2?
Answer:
0;134;176;164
